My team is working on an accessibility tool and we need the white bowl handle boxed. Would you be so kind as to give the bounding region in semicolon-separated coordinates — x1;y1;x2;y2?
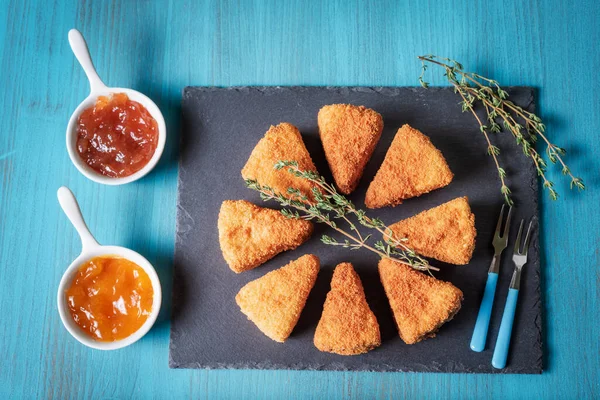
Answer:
68;29;107;93
57;186;100;252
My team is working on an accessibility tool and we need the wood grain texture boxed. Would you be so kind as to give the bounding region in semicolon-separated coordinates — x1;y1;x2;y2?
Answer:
0;0;597;398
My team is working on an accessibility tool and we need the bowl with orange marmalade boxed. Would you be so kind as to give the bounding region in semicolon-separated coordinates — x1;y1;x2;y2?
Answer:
66;29;166;185
57;186;162;350
58;250;161;350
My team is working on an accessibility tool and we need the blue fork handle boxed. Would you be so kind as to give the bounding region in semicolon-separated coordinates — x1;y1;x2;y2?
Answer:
470;272;498;352
492;288;519;369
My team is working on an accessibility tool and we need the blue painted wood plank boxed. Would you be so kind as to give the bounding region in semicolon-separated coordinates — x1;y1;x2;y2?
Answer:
0;0;598;398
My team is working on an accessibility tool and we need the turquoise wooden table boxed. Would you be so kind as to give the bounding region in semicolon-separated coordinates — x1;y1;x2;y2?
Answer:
1;0;598;398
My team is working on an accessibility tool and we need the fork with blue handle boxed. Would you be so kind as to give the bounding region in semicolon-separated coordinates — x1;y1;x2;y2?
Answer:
492;219;533;369
470;205;512;352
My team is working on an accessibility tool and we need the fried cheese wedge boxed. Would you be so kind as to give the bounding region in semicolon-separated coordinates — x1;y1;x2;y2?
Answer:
318;104;384;194
241;123;318;201
388;197;476;265
217;200;314;273
378;258;463;344
365;124;453;208
314;262;381;355
235;254;320;342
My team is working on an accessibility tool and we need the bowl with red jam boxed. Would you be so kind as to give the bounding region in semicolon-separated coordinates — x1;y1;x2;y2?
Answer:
57;186;162;350
66;29;166;185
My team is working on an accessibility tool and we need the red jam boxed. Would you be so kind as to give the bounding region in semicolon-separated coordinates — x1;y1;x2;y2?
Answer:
76;93;158;178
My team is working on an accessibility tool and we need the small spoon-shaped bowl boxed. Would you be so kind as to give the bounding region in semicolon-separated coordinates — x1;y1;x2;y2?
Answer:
66;29;166;185
56;186;162;350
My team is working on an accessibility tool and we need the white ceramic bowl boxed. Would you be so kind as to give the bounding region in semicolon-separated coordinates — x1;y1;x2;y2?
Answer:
56;186;162;350
66;29;166;185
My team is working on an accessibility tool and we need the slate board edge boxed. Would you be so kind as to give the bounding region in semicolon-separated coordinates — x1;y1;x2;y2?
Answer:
169;86;542;374
168;360;542;375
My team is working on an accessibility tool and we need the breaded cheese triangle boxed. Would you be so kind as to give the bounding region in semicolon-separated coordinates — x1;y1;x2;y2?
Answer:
242;123;318;201
389;197;476;265
314;263;381;355
318;104;383;194
365;124;453;208
378;258;463;344
218;200;314;273
235;254;320;342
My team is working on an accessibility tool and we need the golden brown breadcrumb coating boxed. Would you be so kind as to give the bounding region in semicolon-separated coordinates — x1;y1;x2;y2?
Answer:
314;263;381;355
235;254;320;342
241;123;318;201
217;200;314;273
365;124;453;208
389;197;476;265
378;258;463;344
318;104;384;194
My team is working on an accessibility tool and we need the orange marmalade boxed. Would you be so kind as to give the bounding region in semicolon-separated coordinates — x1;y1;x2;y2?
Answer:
66;255;154;342
76;93;158;178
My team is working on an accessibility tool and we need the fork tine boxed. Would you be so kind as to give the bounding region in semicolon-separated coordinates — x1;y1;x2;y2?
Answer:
495;204;506;237
521;220;534;256
503;206;513;239
514;220;524;254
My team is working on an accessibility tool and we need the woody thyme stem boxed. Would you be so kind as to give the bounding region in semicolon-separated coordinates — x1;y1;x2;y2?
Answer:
418;55;585;203
245;161;437;272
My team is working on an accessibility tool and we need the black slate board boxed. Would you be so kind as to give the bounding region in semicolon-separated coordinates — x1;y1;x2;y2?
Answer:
170;87;541;373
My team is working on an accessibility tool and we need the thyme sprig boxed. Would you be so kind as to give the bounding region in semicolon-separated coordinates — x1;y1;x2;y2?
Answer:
418;55;585;205
244;161;436;272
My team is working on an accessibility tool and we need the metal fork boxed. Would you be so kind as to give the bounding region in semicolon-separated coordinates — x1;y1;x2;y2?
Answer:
492;219;534;369
470;205;512;352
